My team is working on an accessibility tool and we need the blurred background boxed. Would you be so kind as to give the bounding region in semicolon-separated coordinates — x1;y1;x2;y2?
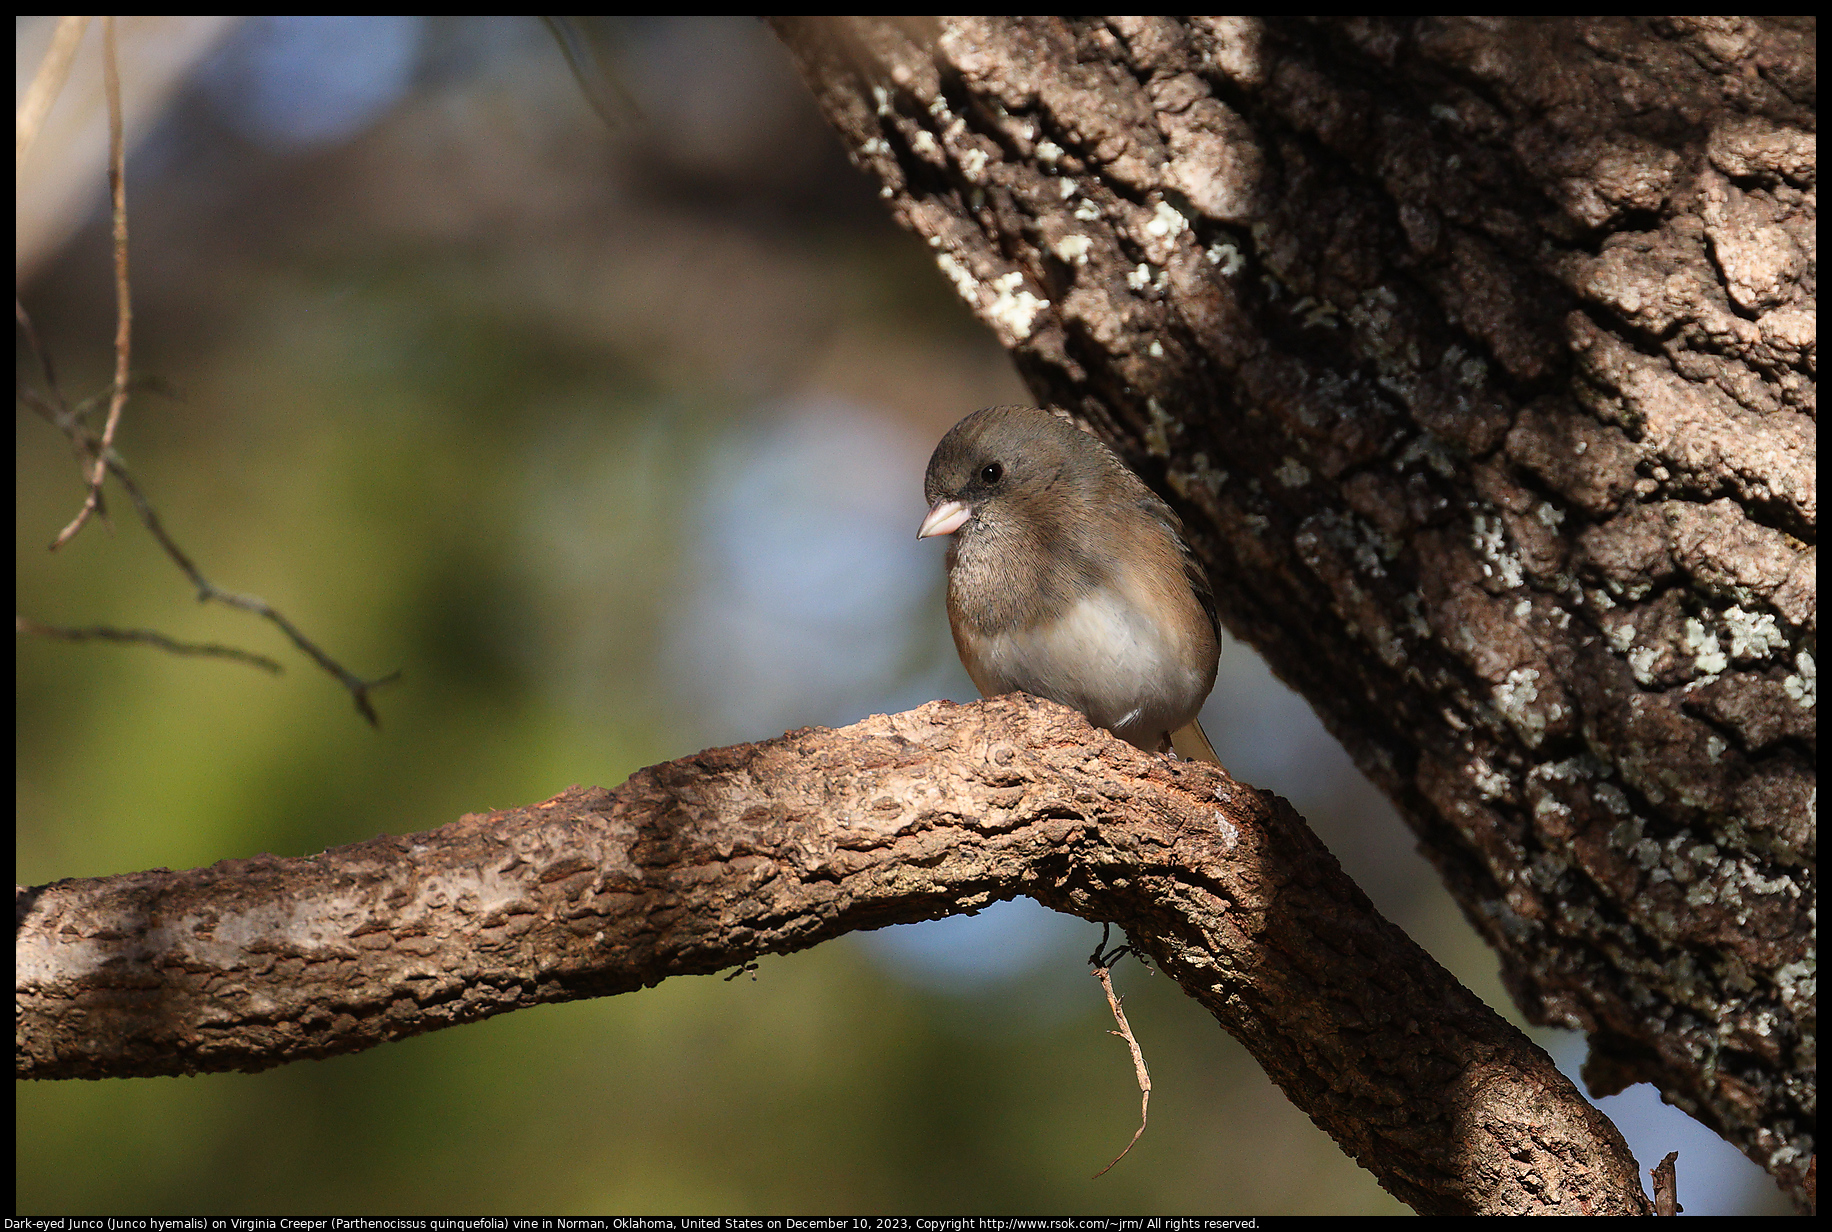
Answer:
15;16;1785;1215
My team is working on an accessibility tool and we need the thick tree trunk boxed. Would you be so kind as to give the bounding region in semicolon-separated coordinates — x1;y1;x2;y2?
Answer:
769;15;1815;1209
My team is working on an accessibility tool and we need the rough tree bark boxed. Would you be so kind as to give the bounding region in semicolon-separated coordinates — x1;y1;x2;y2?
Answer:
19;698;1649;1214
768;15;1815;1211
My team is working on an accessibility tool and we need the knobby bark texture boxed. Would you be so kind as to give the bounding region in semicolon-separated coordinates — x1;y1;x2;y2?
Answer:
18;697;1648;1214
768;16;1815;1208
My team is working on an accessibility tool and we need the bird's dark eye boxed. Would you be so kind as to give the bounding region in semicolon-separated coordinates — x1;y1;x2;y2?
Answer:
979;462;1003;485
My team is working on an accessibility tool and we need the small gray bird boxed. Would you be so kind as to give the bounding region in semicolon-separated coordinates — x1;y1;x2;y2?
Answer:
918;405;1221;763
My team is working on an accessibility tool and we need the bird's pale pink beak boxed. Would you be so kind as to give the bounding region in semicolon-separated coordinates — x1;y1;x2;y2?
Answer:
917;499;970;540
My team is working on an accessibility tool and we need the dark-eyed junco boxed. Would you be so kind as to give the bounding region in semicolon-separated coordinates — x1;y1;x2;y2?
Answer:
918;405;1221;763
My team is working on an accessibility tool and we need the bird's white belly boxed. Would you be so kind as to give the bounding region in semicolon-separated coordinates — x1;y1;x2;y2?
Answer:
969;588;1206;745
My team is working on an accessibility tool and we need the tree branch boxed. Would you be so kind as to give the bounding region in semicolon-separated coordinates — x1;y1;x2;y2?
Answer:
18;695;1647;1214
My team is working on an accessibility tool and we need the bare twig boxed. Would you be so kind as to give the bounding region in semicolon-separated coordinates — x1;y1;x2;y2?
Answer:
16;15;92;177
51;14;131;550
18;311;398;725
107;460;400;723
540;16;642;130
1091;959;1152;1177
17;616;285;673
15;298;68;409
1651;1151;1681;1216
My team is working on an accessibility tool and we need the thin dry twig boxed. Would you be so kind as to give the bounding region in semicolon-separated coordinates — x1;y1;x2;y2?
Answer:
105;462;401;723
16;616;284;673
15;298;66;408
1091;966;1151;1177
15;15;92;177
540;16;642;131
17;31;391;721
1090;926;1152;1177
51;14;131;550
18;310;399;725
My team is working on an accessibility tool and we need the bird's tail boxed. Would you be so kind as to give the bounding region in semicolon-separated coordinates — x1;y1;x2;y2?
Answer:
1169;718;1221;765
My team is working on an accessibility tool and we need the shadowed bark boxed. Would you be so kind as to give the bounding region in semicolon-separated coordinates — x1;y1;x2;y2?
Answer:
768;15;1814;1210
18;696;1648;1215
